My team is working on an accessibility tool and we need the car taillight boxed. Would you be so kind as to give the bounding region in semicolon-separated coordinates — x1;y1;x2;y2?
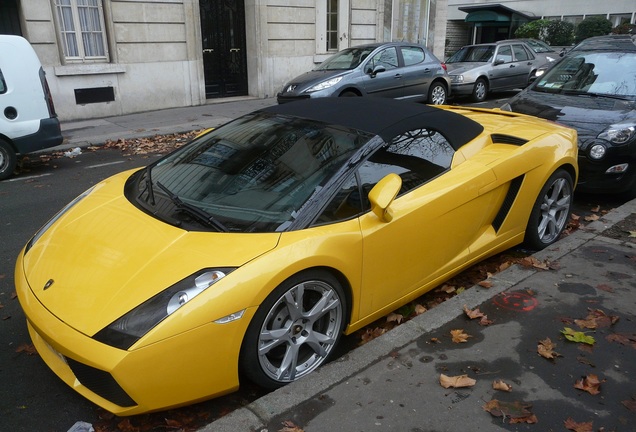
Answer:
39;67;57;118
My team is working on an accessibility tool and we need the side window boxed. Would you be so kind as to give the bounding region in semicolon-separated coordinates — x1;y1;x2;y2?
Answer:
401;46;425;66
54;0;108;62
512;44;530;61
495;46;513;64
316;128;454;224
0;69;6;94
368;47;399;71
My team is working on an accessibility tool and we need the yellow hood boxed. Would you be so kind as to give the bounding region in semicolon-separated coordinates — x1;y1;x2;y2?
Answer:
21;171;280;335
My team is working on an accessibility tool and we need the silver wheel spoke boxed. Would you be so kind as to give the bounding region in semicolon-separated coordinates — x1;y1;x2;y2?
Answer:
276;343;300;381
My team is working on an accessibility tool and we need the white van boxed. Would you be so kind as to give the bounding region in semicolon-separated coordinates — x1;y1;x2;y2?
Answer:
0;35;63;180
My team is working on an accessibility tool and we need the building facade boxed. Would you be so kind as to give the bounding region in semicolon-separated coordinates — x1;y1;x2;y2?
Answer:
446;0;636;57
1;0;447;122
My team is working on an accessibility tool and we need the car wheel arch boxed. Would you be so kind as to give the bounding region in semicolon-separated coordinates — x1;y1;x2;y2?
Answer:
237;265;353;388
338;88;363;97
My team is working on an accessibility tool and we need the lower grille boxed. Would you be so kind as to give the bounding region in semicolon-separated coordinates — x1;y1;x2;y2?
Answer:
65;357;137;407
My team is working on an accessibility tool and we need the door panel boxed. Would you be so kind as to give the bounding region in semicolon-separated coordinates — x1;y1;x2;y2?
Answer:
200;0;248;98
398;46;435;99
359;47;404;98
358;165;498;318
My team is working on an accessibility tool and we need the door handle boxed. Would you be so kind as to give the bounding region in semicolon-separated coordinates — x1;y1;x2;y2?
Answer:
230;48;240;52
394;74;402;79
203;49;214;53
509;64;516;68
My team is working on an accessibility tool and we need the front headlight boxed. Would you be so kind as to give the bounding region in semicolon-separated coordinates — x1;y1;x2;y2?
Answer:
93;268;235;350
598;124;636;144
307;76;343;92
24;186;95;255
450;75;464;83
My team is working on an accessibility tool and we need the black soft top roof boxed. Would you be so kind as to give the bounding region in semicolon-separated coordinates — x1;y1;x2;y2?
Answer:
260;98;484;151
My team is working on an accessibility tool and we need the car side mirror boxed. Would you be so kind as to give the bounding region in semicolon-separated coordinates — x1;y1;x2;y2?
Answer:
368;173;402;222
494;59;504;66
368;65;386;77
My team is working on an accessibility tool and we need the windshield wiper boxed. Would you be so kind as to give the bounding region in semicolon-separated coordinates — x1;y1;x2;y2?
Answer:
156;182;229;232
139;166;156;205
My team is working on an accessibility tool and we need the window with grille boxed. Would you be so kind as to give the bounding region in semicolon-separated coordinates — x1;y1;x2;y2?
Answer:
326;0;338;51
54;0;108;62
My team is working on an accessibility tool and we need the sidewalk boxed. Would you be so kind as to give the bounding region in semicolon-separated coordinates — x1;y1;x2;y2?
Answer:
202;198;636;432
58;96;277;151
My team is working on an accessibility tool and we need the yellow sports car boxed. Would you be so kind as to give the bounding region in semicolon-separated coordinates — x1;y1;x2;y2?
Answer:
16;98;577;415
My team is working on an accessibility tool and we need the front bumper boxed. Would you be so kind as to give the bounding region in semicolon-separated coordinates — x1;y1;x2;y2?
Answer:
15;252;253;415
450;82;477;96
577;139;636;195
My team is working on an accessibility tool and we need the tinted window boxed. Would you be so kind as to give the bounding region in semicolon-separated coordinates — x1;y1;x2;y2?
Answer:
512;44;530;61
368;47;399;71
138;113;374;232
535;52;636;96
447;45;495;63
495;46;513;63
316;129;454;224
401;46;425;66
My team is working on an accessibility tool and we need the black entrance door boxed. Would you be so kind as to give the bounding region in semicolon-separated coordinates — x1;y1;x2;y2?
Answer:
0;0;22;35
199;0;248;98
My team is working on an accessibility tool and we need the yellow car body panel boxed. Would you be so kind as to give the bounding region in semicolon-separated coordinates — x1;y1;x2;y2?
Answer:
15;103;578;415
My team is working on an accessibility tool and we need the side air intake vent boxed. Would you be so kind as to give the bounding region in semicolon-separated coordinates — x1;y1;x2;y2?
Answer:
492;175;524;232
491;134;528;146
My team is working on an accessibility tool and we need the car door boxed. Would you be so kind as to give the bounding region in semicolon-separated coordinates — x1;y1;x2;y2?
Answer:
489;44;515;90
348;129;497;319
510;44;535;88
397;45;435;100
359;46;404;98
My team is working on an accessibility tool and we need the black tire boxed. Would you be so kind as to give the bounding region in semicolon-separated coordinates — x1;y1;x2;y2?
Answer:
471;78;488;102
427;82;447;105
240;269;347;389
339;91;359;97
0;139;17;181
524;169;574;250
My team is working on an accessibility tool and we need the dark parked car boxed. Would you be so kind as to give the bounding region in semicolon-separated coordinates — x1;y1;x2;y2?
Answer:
445;39;555;102
502;35;636;197
276;42;450;105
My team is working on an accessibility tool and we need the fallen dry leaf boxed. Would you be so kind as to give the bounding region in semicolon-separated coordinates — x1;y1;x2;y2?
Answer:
537;338;561;360
414;304;427;315
450;329;472;343
15;343;37;356
439;373;476;389
622;395;636;411
483;399;536;423
584;213;600;222
574;374;604;395
606;333;636;349
478;280;493;288
279;420;304;432
463;305;484;320
564;417;593;432
492;379;512;392
574;308;619;329
386;312;403;324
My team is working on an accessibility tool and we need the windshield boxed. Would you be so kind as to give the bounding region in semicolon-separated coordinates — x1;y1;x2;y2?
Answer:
524;40;553;53
446;45;495;63
534;51;636;97
316;46;378;71
132;112;372;233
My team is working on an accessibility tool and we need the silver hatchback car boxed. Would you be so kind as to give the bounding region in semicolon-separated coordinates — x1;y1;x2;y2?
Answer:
276;42;450;105
445;39;556;102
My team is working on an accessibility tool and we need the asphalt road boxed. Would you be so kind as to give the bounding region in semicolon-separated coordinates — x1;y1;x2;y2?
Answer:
0;94;629;432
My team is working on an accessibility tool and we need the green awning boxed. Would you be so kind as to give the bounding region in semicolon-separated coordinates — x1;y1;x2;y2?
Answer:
465;11;511;23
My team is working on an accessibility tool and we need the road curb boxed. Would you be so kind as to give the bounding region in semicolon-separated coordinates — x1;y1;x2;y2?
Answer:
199;198;636;431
